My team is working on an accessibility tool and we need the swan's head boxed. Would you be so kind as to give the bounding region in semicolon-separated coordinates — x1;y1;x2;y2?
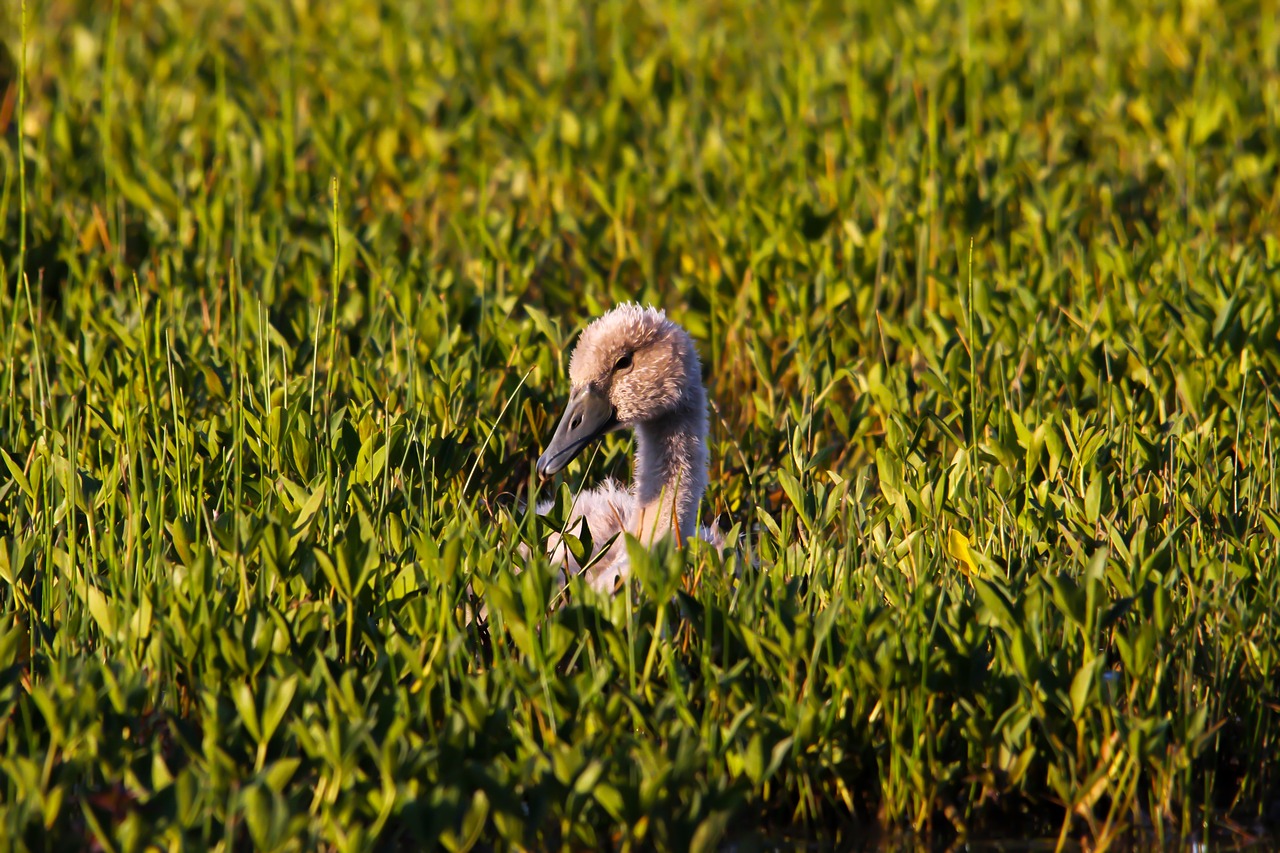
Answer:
537;303;701;478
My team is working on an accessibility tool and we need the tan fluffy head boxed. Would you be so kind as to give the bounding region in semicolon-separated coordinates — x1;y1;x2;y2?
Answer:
567;303;701;424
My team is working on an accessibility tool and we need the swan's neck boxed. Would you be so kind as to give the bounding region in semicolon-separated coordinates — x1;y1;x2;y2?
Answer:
630;387;708;547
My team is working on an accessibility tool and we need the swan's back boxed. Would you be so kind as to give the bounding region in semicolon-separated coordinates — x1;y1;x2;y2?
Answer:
536;479;633;589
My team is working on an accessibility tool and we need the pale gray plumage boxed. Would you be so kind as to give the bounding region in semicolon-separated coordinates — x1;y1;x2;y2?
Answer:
534;303;723;593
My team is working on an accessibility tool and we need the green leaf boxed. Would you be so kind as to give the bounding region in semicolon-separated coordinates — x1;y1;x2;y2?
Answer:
973;579;1016;634
690;808;734;853
232;682;262;742
1070;656;1103;719
83;583;117;639
291;481;327;538
260;675;298;744
0;449;33;501
457;789;489;852
241;784;277;852
594;784;624;820
1084;472;1103;525
572;759;604;795
262;758;300;793
313;547;351;600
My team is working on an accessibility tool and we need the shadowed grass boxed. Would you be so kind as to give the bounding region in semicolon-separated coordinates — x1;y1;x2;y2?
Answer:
1;0;1279;849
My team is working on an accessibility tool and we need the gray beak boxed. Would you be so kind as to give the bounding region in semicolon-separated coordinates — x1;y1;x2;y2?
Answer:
536;385;619;478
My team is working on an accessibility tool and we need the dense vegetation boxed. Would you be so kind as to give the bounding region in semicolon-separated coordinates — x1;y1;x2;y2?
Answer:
2;0;1278;848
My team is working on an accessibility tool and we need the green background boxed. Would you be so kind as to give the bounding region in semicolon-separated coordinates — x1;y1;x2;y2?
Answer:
1;0;1278;848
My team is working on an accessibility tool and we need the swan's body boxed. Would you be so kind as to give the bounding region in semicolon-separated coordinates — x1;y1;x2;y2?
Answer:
535;304;723;592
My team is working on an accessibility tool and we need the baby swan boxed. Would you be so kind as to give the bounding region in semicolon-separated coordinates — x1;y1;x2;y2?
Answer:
535;303;722;593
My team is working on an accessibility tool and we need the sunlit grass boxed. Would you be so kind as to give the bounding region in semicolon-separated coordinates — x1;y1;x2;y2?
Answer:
1;0;1278;849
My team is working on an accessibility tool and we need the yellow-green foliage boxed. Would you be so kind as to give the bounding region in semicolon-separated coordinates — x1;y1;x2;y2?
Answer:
1;0;1278;849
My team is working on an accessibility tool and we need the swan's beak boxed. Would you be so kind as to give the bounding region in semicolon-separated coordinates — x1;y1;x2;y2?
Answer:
536;385;619;478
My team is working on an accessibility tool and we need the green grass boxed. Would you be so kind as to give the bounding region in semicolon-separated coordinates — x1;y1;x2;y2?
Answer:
2;0;1279;849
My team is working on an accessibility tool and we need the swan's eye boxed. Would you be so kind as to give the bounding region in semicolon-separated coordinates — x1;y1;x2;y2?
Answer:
613;353;633;372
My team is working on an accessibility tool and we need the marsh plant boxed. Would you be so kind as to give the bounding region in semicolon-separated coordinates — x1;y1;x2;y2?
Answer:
1;0;1278;850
